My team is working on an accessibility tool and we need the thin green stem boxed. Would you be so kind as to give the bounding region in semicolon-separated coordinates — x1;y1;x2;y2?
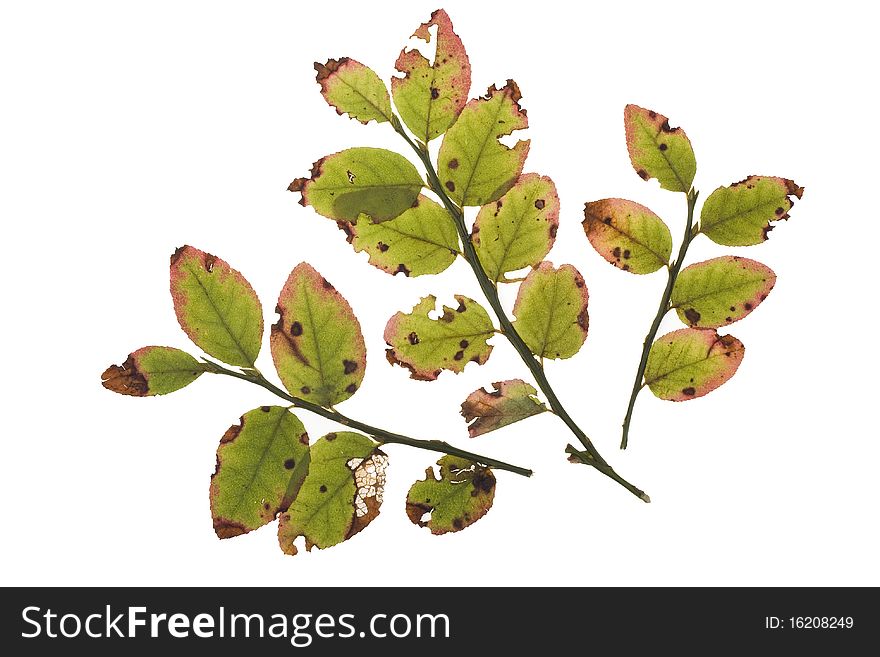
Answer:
620;188;700;449
391;117;648;502
201;359;533;477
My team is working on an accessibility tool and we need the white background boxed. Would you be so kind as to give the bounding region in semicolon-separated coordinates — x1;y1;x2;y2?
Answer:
2;0;878;586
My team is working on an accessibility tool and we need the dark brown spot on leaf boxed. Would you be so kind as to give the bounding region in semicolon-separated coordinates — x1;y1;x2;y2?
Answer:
326;433;337;441
658;143;668;151
577;308;589;332
408;331;420;345
430;87;439;100
682;387;696;396
459;339;469;348
300;386;311;394
612;246;622;259
345;383;357;393
623;249;631;259
549;224;558;238
660;120;674;133
445;180;456;192
396;263;411;277
535;199;545;209
261;405;271;412
775;206;785;216
456;300;466;313
220;421;242;444
213;518;247;539
343;359;358;374
377;241;389;252
452;517;464;530
448;158;459;169
622;264;630;271
319;485;327;493
684;308;701;325
603;216;612;225
284;458;295;469
291;321;303;336
637;169;649;180
336;220;355;243
321;277;334;290
453;350;464;361
744;302;753;310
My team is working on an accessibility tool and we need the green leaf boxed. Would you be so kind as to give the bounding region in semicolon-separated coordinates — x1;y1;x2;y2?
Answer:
437;81;530;206
406;456;495;535
461;379;547;437
340;194;460;277
170;246;263;368
101;346;204;397
210;406;310;538
277;432;386;555
289;147;424;223
270;263;366;407
512;262;589;360
473;174;559;283
645;328;745;401
624;104;696;192
583;198;672;274
384;295;495;380
392;8;471;143
700;176;804;246
314;58;393;125
671;256;776;328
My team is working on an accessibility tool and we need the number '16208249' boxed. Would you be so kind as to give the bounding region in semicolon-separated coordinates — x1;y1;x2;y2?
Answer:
765;617;854;629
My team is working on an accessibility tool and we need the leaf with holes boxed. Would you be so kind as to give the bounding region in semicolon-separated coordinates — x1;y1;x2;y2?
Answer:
101;346;204;397
384;295;495;381
583;198;672;274
289;147;424;223
170;246;263;368
512;263;589;360
277;432;386;555
392;8;471;143
671;256;776;328
437;81;529;206
473;174;559;283
645;328;745;401
700;176;804;246
210;406;310;539
270;263;366;407
624;104;696;192
461;379;547;438
406;456;495;534
314;58;393;125
341;195;460;277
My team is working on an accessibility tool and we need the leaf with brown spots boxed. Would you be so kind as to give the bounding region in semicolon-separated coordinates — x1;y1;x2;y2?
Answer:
437;80;529;206
624;104;696;193
102;346;204;397
278;432;386;555
392;9;471;143
270;263;366;407
406;456;495;535
210;406;310;539
461;379;547;437
700;176;804;246
671;256;776;328
384;295;495;380
314;57;392;125
583;198;673;275
512;262;589;360
473;174;560;283
644;328;745;401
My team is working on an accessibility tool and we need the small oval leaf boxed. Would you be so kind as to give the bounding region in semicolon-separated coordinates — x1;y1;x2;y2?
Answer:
700;176;804;246
210;406;310;539
473;173;560;283
289;147;424;223
461;379;547;438
315;58;392;125
583;198;672;274
645;328;745;401
392;9;471;143
170;246;263;368
384;295;495;381
437;81;529;206
341;195;460;277
406;456;495;535
512;263;589;360
270;263;366;407
277;432;386;555
671;256;776;328
624;104;696;192
101;346;204;397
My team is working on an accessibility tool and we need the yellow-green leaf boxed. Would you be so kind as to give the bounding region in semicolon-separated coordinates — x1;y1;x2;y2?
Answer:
512;263;589;360
461;379;547;437
101;346;204;397
473;174;559;283
700;176;804;246
289;147;424;223
392;9;471;143
384;295;495;381
210;406;310;539
314;57;392;125
278;432;386;555
340;194;460;277
437;81;530;206
645;328;745;401
270;263;366;407
624;104;696;192
406;456;495;535
583;198;672;274
671;256;776;328
170;246;263;368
